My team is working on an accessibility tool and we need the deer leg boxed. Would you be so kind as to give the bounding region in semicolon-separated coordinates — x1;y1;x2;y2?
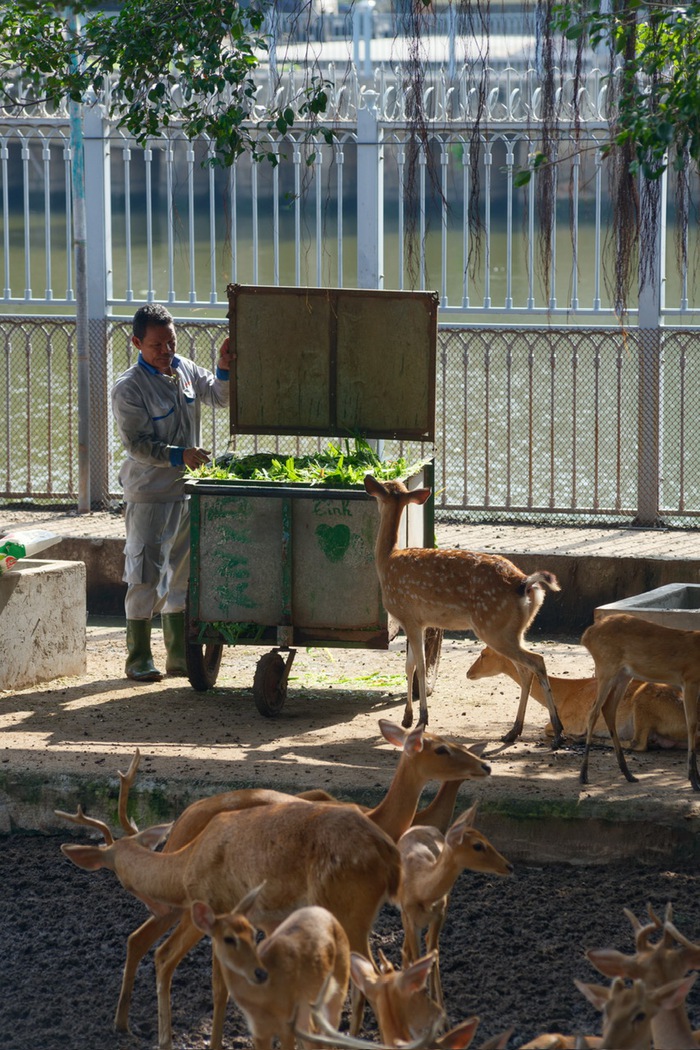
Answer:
682;681;700;792
154;912;205;1050
580;674;619;785
114;910;179;1031
209;950;228;1050
403;639;417;728
501;665;534;744
405;626;429;727
600;677;636;783
426;904;447;1009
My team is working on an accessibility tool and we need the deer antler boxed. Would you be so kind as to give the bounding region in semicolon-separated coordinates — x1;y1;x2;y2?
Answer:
295;1008;446;1050
54;805;115;845
117;749;141;835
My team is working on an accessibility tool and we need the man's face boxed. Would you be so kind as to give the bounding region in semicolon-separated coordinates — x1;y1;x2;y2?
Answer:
133;322;177;374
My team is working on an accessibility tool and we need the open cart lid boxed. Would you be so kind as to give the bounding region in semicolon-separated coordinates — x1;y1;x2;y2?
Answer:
227;284;438;441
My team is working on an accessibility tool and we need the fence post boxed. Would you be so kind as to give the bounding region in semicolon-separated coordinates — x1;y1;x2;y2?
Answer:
357;90;383;289
82;105;113;508
635;171;666;526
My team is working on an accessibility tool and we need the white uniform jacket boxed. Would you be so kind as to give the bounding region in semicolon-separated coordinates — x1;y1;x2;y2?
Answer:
112;353;229;503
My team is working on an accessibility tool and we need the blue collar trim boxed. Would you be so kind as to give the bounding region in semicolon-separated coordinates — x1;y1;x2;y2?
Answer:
137;353;181;375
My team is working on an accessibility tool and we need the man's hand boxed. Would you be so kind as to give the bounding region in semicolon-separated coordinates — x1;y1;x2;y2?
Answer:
217;336;233;372
183;447;211;469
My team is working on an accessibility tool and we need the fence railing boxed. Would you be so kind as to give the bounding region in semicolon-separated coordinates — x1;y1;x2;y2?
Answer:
2;61;700;523
3;318;698;527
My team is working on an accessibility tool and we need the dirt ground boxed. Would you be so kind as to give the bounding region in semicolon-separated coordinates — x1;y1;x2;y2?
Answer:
4;626;700;1049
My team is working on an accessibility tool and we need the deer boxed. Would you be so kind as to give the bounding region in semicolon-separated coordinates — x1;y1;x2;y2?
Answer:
191;884;350;1050
324;950;510;1050
363;474;564;746
397;801;513;1008
466;646;687;750
579;613;700;791
585;903;700;1050
60;796;402;1049
71;726;488;1041
573;973;697;1050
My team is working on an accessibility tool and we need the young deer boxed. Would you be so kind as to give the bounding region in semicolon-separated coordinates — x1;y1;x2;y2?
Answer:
574;973;697;1050
586;903;700;1050
191;885;350;1050
579;613;700;791
77;727;487;1040
397;801;513;1008
60;796;401;1049
363;474;563;745
466;646;687;750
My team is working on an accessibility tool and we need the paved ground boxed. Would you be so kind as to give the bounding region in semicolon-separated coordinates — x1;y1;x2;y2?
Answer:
3;505;700;865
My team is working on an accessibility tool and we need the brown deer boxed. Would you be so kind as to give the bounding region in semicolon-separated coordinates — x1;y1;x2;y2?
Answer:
585;903;700;1050
60;796;401;1049
72;726;487;1040
579;613;700;790
466;645;687;750
191;885;350;1050
397;802;513;1007
573;973;697;1050
363;474;563;745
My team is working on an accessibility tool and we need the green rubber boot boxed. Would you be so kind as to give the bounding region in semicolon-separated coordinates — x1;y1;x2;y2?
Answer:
162;611;188;676
125;619;163;682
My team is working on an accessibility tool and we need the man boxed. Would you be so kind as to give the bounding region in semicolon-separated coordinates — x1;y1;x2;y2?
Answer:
112;303;231;681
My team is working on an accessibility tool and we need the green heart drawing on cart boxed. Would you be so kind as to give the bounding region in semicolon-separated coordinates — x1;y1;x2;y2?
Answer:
315;523;352;563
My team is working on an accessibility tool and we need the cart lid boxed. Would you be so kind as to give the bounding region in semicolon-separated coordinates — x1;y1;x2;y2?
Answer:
227;284;438;441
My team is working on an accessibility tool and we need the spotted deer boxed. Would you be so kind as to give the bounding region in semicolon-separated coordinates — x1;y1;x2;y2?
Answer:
364;474;563;744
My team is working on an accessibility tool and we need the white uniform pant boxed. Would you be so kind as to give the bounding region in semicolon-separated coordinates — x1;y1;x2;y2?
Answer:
122;501;190;621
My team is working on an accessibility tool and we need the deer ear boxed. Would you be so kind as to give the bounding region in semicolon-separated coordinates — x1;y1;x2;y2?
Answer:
60;843;107;871
191;900;216;936
397;952;436;994
585;948;636;978
134;823;173;851
408;486;431;505
574;978;611;1011
378;719;408;749
437;1016;481;1050
350;953;377;994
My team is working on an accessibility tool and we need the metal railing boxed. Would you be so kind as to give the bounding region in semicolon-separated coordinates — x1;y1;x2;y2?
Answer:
2;60;699;523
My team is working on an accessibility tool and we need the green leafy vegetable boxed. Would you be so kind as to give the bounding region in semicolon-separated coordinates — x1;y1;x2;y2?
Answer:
187;437;431;488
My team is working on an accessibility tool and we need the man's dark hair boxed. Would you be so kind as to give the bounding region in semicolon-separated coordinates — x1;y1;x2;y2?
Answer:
132;304;175;341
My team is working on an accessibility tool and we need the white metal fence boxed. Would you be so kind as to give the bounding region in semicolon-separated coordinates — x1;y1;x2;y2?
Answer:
1;60;699;523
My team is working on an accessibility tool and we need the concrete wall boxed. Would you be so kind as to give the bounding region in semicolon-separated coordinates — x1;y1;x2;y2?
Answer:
0;559;86;689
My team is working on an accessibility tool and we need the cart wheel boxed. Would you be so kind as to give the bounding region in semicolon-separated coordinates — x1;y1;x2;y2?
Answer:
186;638;224;691
412;627;444;699
253;651;287;716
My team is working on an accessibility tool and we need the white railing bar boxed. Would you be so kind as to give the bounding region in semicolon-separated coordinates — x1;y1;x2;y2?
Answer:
440;139;448;307
419;142;426;290
144;142;154;301
63;140;74;301
165;140;175;302
123;143;133;302
527;146;535;310
272;140;280;287
397;143;405;291
315;148;323;286
570;150;580;311
229;163;237;284
1;138;10;299
208;141;218;304
483;141;492;308
461;141;469;308
505;138;514;310
187;141;196;304
593;149;602;311
336;141;344;286
294;141;301;286
21;138;31;299
43;138;53;300
251;151;259;285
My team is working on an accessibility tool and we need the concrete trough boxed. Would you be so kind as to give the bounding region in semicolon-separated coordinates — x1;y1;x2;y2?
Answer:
0;558;86;690
595;582;700;630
